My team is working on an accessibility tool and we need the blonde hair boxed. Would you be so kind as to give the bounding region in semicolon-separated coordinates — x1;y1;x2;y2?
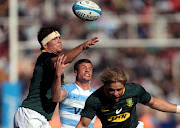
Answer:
100;67;128;85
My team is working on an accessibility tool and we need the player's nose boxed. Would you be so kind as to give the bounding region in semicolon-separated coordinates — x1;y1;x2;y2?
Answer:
114;91;119;97
57;37;61;43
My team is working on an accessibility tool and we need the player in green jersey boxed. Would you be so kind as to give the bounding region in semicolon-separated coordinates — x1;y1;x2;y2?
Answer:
76;67;180;128
14;26;99;128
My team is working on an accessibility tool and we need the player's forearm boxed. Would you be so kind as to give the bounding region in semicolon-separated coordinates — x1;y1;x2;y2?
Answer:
51;75;62;102
76;122;88;128
147;96;177;113
64;37;99;64
76;117;92;128
64;44;84;64
50;46;83;67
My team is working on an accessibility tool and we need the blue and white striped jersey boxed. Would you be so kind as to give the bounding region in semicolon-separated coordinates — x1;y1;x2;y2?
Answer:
59;83;96;128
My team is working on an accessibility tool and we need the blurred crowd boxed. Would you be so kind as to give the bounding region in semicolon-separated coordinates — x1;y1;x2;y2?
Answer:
0;0;180;128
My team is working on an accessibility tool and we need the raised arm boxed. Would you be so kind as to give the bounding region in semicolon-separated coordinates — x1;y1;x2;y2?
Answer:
64;36;99;63
76;117;92;128
146;95;178;113
51;37;99;65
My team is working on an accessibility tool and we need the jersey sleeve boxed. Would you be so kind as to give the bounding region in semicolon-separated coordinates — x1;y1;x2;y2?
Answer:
61;84;71;97
80;95;96;119
136;84;151;104
40;52;56;69
61;83;76;97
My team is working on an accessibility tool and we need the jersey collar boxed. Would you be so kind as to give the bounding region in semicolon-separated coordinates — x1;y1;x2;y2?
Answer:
42;50;47;52
122;87;125;95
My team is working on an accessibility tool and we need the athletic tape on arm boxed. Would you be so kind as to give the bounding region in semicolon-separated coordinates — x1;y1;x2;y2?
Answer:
42;31;60;45
177;105;180;113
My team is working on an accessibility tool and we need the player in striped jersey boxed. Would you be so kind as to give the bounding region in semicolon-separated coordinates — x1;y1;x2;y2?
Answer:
58;59;97;128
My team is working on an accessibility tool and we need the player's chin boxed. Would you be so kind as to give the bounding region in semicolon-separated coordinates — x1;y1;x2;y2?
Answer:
83;78;91;82
57;48;63;53
112;98;120;102
84;76;91;80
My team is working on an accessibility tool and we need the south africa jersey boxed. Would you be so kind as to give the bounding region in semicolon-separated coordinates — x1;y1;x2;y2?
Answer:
21;52;58;121
81;83;151;128
59;83;96;128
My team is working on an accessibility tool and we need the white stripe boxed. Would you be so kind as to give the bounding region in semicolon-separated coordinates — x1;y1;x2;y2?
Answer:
72;84;94;96
61;124;76;128
60;110;81;121
72;89;93;96
63;98;85;108
60;110;96;123
91;116;96;123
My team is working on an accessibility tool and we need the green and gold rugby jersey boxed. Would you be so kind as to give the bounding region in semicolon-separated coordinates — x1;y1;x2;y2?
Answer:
21;52;64;121
81;83;151;128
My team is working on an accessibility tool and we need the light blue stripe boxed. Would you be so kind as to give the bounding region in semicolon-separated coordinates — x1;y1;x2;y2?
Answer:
60;83;96;127
73;4;101;15
62;83;95;102
60;117;78;127
67;93;90;102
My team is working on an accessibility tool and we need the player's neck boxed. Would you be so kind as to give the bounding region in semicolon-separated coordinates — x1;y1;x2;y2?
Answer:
75;81;91;91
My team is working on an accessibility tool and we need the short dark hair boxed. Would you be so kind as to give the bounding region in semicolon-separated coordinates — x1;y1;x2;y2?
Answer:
37;26;60;50
74;59;93;71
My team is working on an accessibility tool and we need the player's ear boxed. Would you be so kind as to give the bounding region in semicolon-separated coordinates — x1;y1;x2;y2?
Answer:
74;70;77;77
43;44;47;49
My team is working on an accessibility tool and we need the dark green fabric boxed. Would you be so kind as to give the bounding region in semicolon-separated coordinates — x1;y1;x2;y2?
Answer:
21;52;59;121
81;83;151;128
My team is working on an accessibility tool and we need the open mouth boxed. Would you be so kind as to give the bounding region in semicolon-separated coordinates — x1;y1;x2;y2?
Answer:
85;73;90;77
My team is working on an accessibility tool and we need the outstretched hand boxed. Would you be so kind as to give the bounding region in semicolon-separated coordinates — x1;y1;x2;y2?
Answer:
54;54;70;77
82;37;99;50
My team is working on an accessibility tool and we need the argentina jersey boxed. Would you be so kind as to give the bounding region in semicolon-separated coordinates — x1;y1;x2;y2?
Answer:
59;83;96;128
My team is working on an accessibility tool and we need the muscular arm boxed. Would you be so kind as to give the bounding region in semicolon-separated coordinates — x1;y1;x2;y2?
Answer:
51;55;69;102
146;95;177;113
51;37;99;65
76;117;92;128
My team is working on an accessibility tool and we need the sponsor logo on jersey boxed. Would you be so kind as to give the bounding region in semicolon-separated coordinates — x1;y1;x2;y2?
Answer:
107;112;130;122
126;98;134;107
116;108;122;114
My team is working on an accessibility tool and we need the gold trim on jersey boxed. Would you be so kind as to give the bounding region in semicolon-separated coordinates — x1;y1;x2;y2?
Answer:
42;50;47;52
122;87;125;95
101;109;109;112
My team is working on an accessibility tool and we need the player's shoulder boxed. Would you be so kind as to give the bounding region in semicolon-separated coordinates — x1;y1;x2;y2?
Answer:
88;85;104;100
125;83;144;91
61;83;77;91
126;83;142;88
62;83;76;88
38;52;56;59
90;88;96;93
37;52;56;64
